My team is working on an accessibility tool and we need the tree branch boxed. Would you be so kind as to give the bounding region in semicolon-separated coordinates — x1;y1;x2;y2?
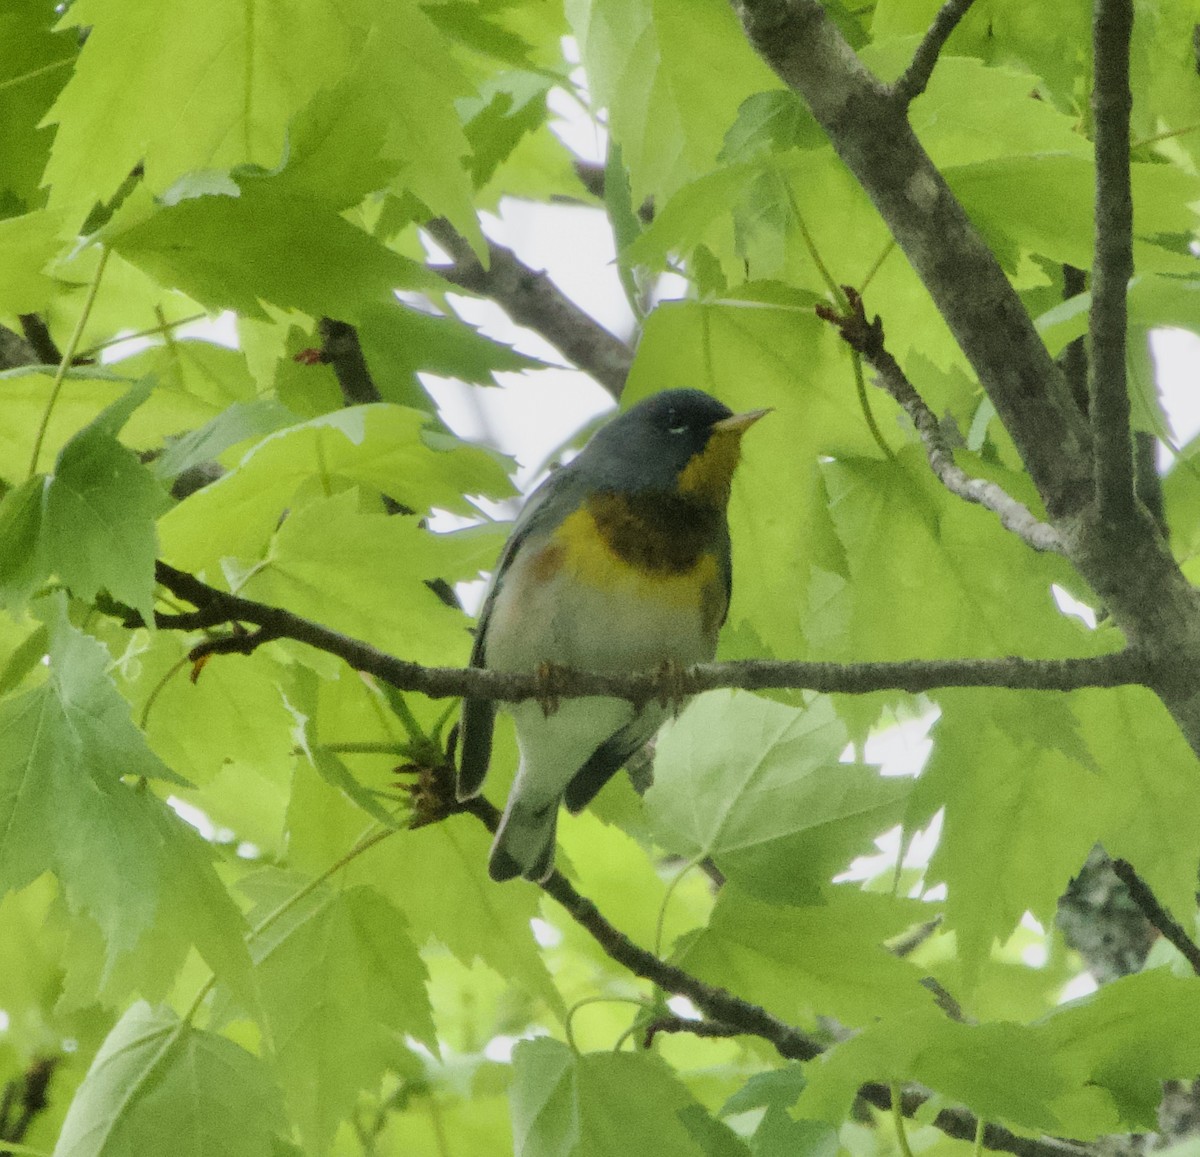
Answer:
424;218;633;399
17;314;62;366
818;289;1063;554
1109;857;1200;976
315;317;382;405
732;0;1093;520
891;0;977;106
1088;0;1137;526
148;561;1154;700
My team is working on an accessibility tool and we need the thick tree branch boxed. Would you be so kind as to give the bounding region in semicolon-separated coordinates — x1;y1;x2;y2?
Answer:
1088;0;1137;526
732;0;1200;775
149;561;1153;700
424;218;633;399
891;0;977;105
732;0;1093;520
818;288;1063;553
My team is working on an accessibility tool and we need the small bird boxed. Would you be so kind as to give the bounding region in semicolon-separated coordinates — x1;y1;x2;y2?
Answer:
457;388;767;882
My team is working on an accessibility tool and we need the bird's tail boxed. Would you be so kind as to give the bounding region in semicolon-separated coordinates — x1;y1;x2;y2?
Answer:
488;795;559;883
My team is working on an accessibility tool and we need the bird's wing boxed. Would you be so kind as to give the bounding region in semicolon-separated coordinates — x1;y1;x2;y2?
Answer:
456;467;586;799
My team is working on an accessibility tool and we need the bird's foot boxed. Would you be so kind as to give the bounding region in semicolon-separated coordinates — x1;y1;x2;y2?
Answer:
533;660;571;717
655;658;691;714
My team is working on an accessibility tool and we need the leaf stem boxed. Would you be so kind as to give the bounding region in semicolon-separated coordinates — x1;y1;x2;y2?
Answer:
563;995;654;1054
27;245;110;479
654;858;700;957
78;311;209;358
892;1082;917;1157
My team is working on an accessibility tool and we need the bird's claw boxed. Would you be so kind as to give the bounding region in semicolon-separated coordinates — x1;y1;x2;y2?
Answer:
534;660;570;717
656;659;691;714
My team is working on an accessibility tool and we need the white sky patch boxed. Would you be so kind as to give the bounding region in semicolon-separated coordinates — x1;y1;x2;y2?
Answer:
531;917;562;948
666;995;702;1020
1052;583;1098;628
1153;327;1200;456
1058;971;1100;1003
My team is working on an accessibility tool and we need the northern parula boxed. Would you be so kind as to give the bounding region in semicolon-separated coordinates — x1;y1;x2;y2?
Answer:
457;388;766;882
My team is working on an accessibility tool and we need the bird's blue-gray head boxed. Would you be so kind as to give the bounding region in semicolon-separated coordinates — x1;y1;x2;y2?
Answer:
578;388;766;505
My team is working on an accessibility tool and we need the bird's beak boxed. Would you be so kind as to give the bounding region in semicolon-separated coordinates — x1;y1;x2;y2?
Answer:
713;408;771;434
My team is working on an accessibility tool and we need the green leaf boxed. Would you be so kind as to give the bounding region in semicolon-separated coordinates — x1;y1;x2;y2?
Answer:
567;0;780;203
818;449;1085;662
0;3;74;215
1038;968;1200;1130
241;871;435;1153
460;72;552;189
911;690;1111;986
43;0;359;218
154;399;299;482
0;476;48;609
355;299;544;409
720;1065;806;1116
1078;686;1200;925
53;1002;284;1157
108;175;438;320
42;384;169;623
158;404;513;572
675;886;930;1029
0;207;65;313
243;489;486;668
719;92;822;163
511;1038;714;1156
796;1007;1076;1135
646;692;910;903
0;596;253;998
360;818;564;1015
0;367;216;483
946;154;1200;274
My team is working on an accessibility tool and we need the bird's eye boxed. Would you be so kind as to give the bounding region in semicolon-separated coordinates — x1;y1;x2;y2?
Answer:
667;424;688;435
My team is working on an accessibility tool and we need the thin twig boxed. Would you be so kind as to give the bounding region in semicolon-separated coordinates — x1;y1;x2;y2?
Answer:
424;218;633;399
892;0;978;105
146;561;1154;700
1088;0;1137;525
1110;858;1200;976
817;288;1064;554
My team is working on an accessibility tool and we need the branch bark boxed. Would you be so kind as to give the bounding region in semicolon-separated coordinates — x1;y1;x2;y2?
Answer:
818;288;1063;553
731;0;1200;765
424;218;633;399
891;0;977;105
148;561;1154;701
732;0;1092;520
1088;0;1137;526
